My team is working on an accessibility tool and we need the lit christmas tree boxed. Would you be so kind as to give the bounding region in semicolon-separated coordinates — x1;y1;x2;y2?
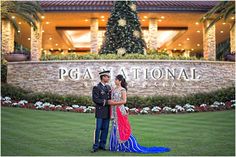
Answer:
99;0;147;55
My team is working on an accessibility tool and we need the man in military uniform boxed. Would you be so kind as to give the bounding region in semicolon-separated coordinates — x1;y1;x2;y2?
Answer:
91;70;111;153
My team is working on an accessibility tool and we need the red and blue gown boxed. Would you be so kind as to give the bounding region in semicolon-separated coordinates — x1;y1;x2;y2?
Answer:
109;88;171;154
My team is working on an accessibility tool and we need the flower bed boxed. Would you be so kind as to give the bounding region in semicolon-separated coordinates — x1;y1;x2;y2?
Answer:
1;96;95;113
2;83;235;109
1;96;235;115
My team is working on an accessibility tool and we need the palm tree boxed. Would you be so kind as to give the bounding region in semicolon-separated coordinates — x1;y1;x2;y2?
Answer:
200;1;235;31
1;1;44;32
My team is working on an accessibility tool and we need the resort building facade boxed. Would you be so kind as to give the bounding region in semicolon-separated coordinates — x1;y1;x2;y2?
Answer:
2;0;235;61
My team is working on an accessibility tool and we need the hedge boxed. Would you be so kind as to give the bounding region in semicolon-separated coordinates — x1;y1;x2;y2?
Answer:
40;53;203;61
1;83;235;108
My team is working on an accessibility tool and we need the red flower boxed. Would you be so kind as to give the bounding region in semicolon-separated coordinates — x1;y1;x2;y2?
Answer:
225;101;232;109
50;107;56;111
44;106;50;111
73;108;84;113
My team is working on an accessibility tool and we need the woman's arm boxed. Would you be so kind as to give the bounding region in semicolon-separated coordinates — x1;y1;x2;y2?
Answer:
108;90;127;106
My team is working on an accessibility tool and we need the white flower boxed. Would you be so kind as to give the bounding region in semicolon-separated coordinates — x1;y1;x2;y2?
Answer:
140;109;148;114
200;104;207;107
12;103;19;107
183;104;190;109
213;101;220;106
211;101;224;108
130;108;139;113
133;30;140;38
230;100;236;103
1;96;11;103
231;103;236;108
118;18;126;27
171;108;177;113
79;106;87;109
163;106;172;112
175;105;185;112
66;106;73;110
18;100;28;105
143;107;150;111
36;106;44;109
151;108;159;112
55;105;62;108
72;105;80;108
220;102;225;106
183;103;194;109
117;48;126;55
87;106;95;110
129;3;136;11
130;108;136;111
175;105;182;109
151;106;161;112
210;104;218;108
49;104;55;108
42;102;51;107
84;108;93;113
4;96;11;101
186;108;195;112
3;100;12;104
34;101;43;106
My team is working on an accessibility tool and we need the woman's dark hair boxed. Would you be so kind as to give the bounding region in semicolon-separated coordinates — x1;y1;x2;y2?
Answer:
116;74;128;91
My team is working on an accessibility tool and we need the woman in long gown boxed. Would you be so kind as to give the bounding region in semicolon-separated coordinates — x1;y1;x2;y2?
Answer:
108;74;171;154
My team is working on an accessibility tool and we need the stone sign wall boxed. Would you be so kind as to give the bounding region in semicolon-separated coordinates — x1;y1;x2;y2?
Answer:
7;60;235;97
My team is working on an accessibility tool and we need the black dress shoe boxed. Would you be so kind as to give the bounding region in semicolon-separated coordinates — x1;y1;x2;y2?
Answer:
99;147;107;151
91;149;98;153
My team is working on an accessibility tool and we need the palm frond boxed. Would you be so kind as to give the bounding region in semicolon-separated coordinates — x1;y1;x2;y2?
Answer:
18;13;38;30
1;1;43;32
230;22;235;31
224;6;235;21
15;7;41;22
200;1;226;22
200;1;235;32
17;1;43;15
205;15;222;32
3;14;20;34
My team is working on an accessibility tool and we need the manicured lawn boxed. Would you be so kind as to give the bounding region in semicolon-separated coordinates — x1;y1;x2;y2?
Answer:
1;107;235;156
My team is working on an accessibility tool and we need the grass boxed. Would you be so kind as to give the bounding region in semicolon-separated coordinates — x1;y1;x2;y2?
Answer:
1;107;235;156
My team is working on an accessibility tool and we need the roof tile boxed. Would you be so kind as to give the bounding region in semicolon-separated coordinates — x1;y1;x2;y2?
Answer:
40;0;220;12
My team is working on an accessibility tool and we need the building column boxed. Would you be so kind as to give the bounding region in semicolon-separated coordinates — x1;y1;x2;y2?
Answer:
148;18;158;50
31;22;42;61
90;18;99;53
168;51;173;57
230;24;235;53
1;19;15;53
203;20;216;61
183;50;190;57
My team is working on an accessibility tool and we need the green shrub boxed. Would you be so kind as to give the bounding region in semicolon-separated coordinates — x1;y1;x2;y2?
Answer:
1;59;7;83
216;38;230;60
1;83;30;100
1;83;93;106
26;92;93;106
1;83;234;108
40;53;203;61
146;49;169;56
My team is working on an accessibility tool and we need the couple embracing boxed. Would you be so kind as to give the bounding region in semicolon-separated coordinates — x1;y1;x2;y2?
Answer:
91;70;171;154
